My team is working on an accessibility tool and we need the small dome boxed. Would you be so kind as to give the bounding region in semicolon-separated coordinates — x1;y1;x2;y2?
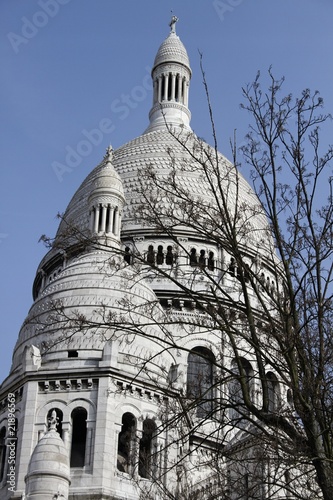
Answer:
26;430;70;478
52;146;125;246
25;423;70;499
89;145;124;200
153;31;190;72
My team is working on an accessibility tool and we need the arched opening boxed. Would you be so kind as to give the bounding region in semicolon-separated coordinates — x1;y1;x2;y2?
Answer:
112;208;117;235
139;418;156;479
230;358;253;425
146;245;155;265
187;347;214;418
167;72;172;101
199;249;206;268
98;204;104;232
70;407;87;468
208;251;215;271
161;75;166;101
156;245;164;265
117;412;136;473
124;246;132;264
266;371;279;412
166;245;174;265
190;248;198;266
175;74;180;101
105;205;110;233
47;408;63;438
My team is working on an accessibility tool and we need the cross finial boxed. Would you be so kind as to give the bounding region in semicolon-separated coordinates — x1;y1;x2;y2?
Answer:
169;15;178;34
105;145;113;161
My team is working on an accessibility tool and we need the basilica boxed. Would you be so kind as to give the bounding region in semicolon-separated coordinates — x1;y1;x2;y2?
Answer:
0;17;312;500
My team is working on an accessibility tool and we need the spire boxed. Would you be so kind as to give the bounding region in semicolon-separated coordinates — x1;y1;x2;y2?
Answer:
145;17;192;133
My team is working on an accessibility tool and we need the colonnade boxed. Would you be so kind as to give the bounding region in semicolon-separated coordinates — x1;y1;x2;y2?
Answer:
154;72;188;106
89;203;121;237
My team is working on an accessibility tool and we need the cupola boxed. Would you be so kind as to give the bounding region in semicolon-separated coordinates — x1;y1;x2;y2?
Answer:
24;410;70;500
146;16;192;132
88;145;125;247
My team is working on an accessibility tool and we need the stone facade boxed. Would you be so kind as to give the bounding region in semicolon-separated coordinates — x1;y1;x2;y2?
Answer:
0;19;301;500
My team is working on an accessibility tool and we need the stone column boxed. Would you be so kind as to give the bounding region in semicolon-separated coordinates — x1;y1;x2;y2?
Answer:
163;74;169;101
101;205;107;233
94;205;100;233
177;75;182;103
171;73;176;101
107;207;114;234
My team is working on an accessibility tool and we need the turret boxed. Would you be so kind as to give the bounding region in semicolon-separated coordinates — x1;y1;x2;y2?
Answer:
146;16;192;132
24;410;70;500
88;145;125;248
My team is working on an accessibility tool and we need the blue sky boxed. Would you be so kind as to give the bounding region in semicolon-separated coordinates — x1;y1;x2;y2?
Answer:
1;0;332;383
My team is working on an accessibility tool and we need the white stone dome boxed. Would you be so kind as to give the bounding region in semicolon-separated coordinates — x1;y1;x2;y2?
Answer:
89;152;124;201
25;427;70;499
12;251;162;370
153;31;191;72
26;429;70;478
115;129;269;236
51;129;272;255
16;18;276;376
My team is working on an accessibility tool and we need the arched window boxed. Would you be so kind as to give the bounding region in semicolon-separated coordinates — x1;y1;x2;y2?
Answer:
124;246;132;264
0;427;6;483
266;371;279;412
146;245;155;265
208;251;215;271
230;358;253;424
117;413;136;473
190;248;198;266
156;245;164;265
187;347;214;418
47;408;63;438
166;245;174;265
139;418;156;479
70;407;87;468
199;249;206;268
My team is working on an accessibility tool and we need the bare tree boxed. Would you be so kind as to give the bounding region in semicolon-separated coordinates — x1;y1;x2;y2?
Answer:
30;70;333;499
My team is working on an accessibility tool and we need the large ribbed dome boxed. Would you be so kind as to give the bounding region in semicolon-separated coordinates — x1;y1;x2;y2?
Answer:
52;128;273;252
21;16;276;370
